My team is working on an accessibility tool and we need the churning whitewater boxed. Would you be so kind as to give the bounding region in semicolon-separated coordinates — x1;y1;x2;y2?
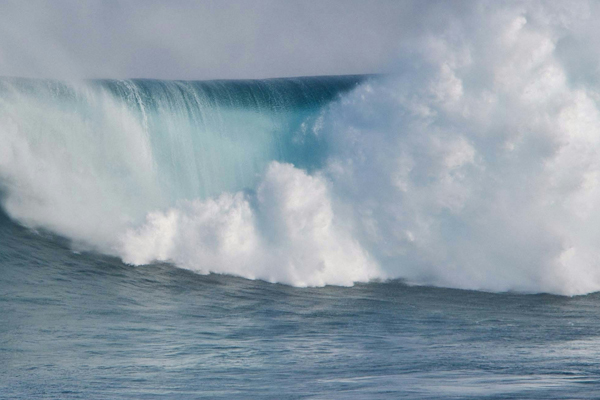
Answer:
4;9;600;295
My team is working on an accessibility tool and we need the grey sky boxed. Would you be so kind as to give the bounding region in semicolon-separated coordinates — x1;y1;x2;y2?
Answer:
0;0;465;80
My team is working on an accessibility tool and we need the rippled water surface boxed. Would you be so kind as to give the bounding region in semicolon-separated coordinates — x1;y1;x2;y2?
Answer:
2;214;600;399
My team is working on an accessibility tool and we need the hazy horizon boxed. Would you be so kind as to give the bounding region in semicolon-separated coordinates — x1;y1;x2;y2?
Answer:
0;0;466;80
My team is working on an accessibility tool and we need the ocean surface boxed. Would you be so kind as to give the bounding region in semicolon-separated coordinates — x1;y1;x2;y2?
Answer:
2;209;600;399
3;74;600;398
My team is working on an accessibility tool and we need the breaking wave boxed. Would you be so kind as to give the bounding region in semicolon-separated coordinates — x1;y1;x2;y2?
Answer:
5;3;600;294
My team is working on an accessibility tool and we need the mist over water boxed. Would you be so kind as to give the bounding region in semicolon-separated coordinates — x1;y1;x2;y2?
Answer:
4;3;600;295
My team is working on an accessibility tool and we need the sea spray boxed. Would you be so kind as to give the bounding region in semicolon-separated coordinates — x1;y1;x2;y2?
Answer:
0;76;360;251
4;4;600;294
120;162;380;287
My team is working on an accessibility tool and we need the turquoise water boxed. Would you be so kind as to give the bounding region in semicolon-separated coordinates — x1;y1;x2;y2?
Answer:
0;75;362;201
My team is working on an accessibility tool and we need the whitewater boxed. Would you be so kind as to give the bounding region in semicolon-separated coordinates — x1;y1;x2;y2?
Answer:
4;43;600;295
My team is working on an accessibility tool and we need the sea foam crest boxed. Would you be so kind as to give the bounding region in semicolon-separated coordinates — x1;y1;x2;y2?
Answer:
4;2;600;294
118;2;600;295
120;162;380;287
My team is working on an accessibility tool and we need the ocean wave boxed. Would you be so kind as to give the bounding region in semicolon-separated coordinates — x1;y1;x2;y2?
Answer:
4;3;600;294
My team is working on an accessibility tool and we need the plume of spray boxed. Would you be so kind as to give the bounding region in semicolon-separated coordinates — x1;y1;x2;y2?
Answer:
4;1;600;295
123;2;600;294
316;1;600;294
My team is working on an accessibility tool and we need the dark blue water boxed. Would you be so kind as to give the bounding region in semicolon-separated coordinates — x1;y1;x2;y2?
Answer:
2;212;600;399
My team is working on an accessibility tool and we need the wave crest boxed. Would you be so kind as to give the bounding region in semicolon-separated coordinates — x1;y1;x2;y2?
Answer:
5;3;600;295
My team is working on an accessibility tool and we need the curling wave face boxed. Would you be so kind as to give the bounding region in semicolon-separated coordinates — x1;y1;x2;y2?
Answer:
0;75;379;287
5;4;600;294
0;75;360;249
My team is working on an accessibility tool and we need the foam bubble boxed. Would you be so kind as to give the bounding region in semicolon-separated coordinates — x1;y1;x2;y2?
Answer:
119;162;381;287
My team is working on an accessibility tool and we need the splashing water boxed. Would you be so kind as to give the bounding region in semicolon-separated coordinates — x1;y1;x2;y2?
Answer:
4;3;600;294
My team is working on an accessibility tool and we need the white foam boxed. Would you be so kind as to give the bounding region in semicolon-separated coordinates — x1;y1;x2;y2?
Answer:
119;162;381;287
5;2;600;294
314;3;600;295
